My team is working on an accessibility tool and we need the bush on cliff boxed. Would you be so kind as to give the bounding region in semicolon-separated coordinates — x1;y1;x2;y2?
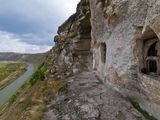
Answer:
29;62;48;85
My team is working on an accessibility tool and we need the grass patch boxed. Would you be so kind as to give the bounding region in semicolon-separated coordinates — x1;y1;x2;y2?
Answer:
131;101;157;120
31;112;42;120
8;94;18;105
31;104;47;120
0;63;8;67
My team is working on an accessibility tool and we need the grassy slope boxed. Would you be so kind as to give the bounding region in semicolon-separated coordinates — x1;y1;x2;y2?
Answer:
0;59;68;120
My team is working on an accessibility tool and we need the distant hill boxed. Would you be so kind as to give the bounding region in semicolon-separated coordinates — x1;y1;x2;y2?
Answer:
0;52;49;67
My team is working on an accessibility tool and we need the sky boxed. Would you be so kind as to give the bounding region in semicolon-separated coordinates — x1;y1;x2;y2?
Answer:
0;0;80;53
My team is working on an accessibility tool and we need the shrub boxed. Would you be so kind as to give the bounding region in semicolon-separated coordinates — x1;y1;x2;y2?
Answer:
8;94;18;104
7;62;49;105
29;62;48;85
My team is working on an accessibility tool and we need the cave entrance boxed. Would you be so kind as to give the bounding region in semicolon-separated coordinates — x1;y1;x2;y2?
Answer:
147;60;157;73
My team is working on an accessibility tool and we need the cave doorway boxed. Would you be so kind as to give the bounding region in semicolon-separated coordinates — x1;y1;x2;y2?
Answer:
147;60;157;73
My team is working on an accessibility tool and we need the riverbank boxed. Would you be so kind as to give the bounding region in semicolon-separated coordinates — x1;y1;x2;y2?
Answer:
0;62;27;90
0;63;34;108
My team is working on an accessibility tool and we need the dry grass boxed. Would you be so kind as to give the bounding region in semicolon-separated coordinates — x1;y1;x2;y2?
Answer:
0;76;68;120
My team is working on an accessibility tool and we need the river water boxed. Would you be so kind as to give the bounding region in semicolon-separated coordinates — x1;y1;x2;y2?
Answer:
0;63;34;107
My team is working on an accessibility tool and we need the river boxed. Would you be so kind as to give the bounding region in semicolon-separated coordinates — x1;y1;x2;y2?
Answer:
0;63;34;108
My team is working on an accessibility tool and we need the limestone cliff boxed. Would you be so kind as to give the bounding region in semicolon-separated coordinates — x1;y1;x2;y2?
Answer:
46;0;160;119
47;0;91;78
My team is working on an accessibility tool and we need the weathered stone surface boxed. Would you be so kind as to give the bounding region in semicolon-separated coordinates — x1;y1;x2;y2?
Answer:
89;0;160;118
43;72;145;120
46;0;160;119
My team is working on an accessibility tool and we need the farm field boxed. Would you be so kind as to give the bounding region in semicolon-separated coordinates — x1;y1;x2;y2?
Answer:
0;63;8;67
0;62;27;90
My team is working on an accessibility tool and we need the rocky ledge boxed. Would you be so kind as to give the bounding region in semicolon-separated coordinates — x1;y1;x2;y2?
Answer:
43;72;145;120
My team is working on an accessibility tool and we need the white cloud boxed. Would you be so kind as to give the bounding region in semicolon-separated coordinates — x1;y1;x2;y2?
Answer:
0;0;80;53
0;30;52;53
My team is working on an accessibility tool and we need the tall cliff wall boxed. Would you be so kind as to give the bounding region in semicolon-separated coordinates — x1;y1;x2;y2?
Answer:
47;0;160;118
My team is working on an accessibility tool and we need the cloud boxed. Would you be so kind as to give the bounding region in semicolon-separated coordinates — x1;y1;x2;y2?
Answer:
0;30;52;53
0;0;80;52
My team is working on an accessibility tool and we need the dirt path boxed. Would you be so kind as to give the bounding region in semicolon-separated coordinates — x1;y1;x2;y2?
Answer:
43;71;145;120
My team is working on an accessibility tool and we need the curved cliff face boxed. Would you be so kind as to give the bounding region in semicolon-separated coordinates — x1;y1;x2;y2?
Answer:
48;0;92;78
47;0;160;118
90;0;160;79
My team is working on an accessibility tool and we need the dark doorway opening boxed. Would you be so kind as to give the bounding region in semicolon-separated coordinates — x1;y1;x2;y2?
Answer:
147;60;157;73
101;43;106;63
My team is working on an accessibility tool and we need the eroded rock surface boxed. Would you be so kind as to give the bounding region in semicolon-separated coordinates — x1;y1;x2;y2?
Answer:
45;0;160;119
43;72;145;120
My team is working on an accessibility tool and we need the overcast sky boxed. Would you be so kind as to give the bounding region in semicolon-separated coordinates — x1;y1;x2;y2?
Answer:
0;0;80;53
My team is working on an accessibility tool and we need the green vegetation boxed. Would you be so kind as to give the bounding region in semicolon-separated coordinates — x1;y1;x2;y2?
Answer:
8;81;28;105
0;60;69;120
0;62;26;82
8;93;19;105
0;63;8;67
131;101;157;120
29;62;48;85
0;62;27;90
8;62;49;105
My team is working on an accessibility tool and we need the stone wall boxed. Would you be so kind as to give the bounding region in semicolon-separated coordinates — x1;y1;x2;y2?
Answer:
48;0;160;118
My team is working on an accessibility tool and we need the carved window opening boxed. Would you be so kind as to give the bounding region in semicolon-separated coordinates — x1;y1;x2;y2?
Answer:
148;42;158;56
143;38;159;75
101;43;106;63
140;28;160;75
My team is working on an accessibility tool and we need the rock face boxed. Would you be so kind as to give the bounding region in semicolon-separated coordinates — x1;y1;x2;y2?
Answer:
47;0;160;119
